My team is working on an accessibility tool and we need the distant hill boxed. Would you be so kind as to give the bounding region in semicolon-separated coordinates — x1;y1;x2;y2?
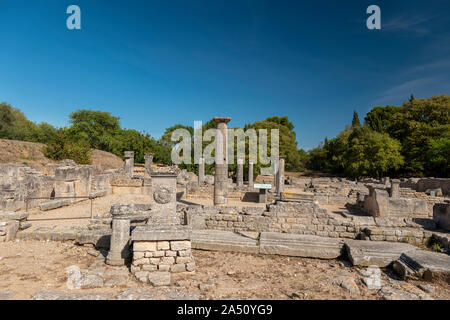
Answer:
0;138;123;173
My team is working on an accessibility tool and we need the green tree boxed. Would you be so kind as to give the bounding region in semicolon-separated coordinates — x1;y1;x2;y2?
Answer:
351;111;361;127
343;126;404;178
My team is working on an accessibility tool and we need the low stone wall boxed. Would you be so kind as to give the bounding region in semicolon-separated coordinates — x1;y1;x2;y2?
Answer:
182;201;360;239
400;178;450;196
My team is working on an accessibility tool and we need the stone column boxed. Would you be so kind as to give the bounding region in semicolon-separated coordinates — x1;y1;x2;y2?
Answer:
198;157;205;186
144;153;154;177
236;157;244;187
124;151;135;177
390;179;400;198
106;204;132;266
213;117;231;205
279;156;286;194
248;161;254;187
275;156;285;196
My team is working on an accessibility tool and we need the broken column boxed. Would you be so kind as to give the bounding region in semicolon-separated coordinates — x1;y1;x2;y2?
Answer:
213;117;231;205
236;157;244;187
248;161;254;187
390;179;400;198
198;157;205;186
106;204;132;266
124;151;135;177
144;153;154;177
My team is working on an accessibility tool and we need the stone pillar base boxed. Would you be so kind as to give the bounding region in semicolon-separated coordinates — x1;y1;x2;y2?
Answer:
130;240;195;286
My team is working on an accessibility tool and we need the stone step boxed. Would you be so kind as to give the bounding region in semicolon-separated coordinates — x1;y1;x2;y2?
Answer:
393;249;450;283
191;230;259;254
344;239;417;267
259;232;344;259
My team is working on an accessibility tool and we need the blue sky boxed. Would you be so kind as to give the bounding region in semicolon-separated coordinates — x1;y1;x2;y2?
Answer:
0;0;449;150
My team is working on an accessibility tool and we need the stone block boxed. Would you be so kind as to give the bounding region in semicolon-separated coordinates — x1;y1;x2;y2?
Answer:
170;264;187;273
133;242;157;252
191;230;259;254
148;272;171;286
393;250;450;283
433;203;450;231
157;241;170;250
170;241;191;251
344;239;417;267
259;232;344;259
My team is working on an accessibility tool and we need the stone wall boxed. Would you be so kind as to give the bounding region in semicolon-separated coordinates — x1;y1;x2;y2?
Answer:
182;201;360;239
131;240;195;285
400;178;450;196
0;163;113;213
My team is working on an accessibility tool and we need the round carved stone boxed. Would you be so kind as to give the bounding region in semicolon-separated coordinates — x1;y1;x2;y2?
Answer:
153;186;172;204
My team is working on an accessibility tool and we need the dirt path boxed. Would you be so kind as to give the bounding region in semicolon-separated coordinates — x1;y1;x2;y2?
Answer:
0;240;449;300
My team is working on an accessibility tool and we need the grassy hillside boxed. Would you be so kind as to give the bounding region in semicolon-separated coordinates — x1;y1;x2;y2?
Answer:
0;138;123;173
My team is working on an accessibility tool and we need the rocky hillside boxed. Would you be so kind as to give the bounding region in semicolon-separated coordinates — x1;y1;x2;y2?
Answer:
0;138;123;173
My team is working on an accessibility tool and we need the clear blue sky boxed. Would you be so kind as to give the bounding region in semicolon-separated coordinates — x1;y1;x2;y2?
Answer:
1;0;449;150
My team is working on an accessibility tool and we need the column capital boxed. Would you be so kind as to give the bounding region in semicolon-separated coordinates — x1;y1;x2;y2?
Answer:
213;117;231;124
124;151;135;158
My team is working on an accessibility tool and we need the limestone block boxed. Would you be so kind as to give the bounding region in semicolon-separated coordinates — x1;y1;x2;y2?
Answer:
344;239;417;267
433;203;450;231
393;250;450;283
170;264;187;273
170;240;191;251
134;242;157;252
148;272;171;286
259;232;344;259
191;230;259;254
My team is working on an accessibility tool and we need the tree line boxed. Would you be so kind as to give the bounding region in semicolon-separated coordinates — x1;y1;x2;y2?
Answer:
0;94;448;178
306;94;449;178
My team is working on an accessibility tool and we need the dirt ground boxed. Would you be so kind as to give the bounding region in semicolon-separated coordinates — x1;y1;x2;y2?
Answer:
0;240;449;300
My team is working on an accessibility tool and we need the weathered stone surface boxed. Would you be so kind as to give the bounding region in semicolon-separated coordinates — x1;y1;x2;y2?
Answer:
359;266;382;290
344;239;417;267
39;199;72;211
332;276;360;295
132;226;191;241
191;230;259;254
76;230;111;248
393;249;450;283
116;288;199;300
380;282;433;300
259;232;344;259
433;202;450;231
33;291;112;300
148;272;171;286
0;290;16;300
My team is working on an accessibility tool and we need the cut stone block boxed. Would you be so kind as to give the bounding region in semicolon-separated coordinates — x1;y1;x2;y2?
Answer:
39;199;72;211
433;203;450;231
132;226;191;241
393;250;450;283
191;230;259;254
259;232;344;259
148;272;171;286
344;239;417;267
76;230;111;249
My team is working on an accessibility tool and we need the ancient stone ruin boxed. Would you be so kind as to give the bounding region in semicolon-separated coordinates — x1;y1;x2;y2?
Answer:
1;139;449;300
